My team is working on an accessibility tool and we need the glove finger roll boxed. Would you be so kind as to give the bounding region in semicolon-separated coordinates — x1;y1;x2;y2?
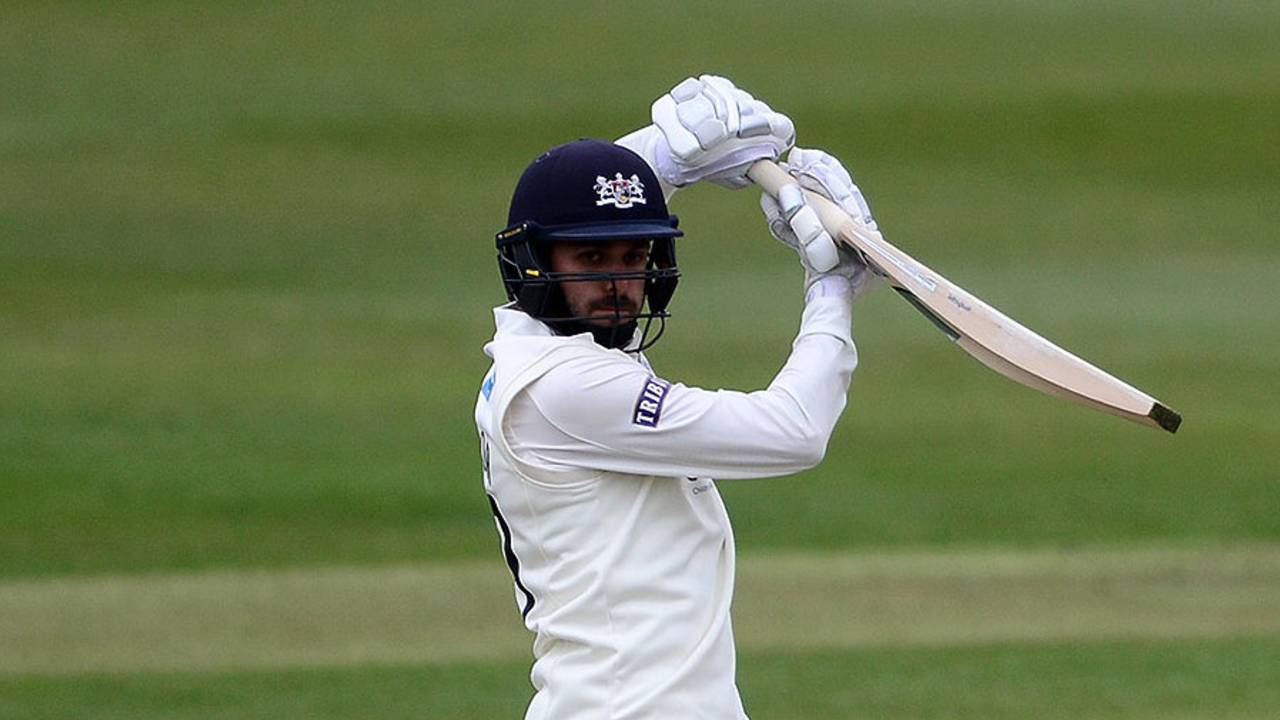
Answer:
694;120;728;149
699;75;741;132
777;183;806;221
651;95;702;160
676;95;716;132
670;77;702;101
804;231;839;273
737;114;772;138
788;204;839;273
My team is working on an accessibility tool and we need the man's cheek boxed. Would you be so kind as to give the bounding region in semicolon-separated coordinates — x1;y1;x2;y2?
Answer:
623;281;646;301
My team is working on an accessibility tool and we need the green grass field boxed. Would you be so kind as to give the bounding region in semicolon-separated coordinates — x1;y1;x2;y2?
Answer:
2;1;1278;717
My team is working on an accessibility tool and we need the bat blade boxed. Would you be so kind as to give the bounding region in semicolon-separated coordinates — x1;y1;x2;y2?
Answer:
748;160;1181;433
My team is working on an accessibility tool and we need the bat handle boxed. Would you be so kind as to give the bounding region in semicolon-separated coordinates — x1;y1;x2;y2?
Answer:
747;160;864;242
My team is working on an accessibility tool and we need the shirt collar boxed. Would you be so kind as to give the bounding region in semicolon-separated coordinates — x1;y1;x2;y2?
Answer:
492;303;555;339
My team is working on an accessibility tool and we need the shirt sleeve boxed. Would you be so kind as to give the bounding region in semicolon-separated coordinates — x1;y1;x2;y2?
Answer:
505;289;858;481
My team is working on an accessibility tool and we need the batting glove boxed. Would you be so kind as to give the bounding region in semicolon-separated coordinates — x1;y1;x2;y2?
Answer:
648;74;795;190
761;148;882;301
785;147;878;233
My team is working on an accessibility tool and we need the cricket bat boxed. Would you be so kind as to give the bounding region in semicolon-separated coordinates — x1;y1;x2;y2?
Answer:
748;159;1182;434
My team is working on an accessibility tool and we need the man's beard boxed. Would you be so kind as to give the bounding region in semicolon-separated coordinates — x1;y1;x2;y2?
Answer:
585;318;638;349
540;285;643;350
571;295;641;349
548;316;639;350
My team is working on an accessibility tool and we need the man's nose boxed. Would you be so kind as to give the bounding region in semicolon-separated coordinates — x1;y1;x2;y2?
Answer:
598;263;631;279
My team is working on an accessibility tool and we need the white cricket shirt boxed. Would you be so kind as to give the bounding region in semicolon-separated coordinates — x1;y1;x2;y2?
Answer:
475;286;857;719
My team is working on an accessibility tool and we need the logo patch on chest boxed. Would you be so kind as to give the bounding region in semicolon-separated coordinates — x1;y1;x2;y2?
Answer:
632;376;671;428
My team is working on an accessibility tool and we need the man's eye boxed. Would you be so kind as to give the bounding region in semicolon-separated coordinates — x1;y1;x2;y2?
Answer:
580;251;602;263
625;252;649;265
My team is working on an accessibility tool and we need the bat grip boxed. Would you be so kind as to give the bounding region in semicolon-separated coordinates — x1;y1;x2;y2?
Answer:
747;160;857;240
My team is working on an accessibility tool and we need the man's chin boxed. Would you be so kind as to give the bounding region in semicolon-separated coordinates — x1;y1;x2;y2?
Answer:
550;314;639;349
584;312;637;327
583;320;625;330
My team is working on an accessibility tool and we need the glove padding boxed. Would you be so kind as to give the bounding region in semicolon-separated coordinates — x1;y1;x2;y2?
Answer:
650;74;795;190
761;148;882;301
785;147;878;232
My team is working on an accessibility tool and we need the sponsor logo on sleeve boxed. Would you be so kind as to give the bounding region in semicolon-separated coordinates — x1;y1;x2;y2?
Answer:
632;376;671;428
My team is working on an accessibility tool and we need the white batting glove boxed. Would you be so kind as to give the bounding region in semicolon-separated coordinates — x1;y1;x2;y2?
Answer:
648;74;795;190
785;147;878;233
761;148;882;301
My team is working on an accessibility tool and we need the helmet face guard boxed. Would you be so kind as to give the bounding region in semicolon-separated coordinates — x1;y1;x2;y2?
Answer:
496;220;681;351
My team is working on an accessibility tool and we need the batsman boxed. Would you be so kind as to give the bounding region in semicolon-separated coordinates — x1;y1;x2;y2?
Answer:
475;74;880;719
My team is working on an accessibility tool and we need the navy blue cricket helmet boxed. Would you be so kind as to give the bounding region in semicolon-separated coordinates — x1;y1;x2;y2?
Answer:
496;139;682;350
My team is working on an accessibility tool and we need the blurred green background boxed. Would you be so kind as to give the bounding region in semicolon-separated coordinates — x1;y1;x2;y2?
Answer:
2;1;1278;717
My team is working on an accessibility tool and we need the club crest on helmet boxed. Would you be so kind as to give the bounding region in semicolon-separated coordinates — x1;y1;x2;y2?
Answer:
594;173;647;209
